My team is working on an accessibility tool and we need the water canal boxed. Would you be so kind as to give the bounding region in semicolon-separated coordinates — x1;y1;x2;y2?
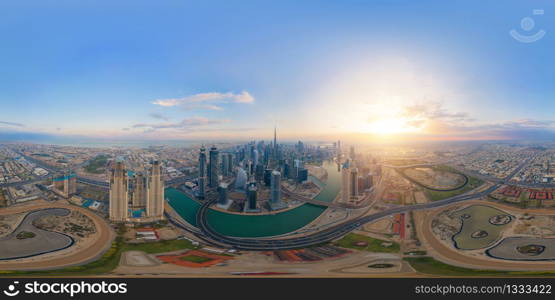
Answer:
167;161;341;237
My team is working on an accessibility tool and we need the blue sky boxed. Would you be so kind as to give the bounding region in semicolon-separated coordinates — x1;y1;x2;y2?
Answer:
0;0;554;143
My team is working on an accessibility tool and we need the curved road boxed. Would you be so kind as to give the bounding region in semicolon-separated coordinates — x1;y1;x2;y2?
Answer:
196;184;500;250
0;203;115;271
195;157;531;250
0;208;74;260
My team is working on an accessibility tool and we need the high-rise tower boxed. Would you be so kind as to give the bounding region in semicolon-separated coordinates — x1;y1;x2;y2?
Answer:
221;153;230;177
109;161;129;222
217;182;229;206
52;170;76;198
271;170;281;203
350;167;359;198
198;146;206;199
208;146;219;188
146;160;164;219
273;126;278;162
246;184;258;212
132;172;147;209
341;160;351;204
350;146;356;160
269;170;287;210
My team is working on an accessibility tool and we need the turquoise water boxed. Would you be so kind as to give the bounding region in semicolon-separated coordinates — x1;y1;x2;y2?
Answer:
167;161;341;237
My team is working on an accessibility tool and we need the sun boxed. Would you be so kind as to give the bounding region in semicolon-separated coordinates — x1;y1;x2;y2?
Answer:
360;117;421;135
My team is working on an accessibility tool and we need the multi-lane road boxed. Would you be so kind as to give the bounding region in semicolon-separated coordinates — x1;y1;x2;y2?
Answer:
195;184;499;250
194;157;532;251
6;149;536;251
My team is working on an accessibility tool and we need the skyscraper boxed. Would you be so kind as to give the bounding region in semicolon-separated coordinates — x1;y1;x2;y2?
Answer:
274;126;277;154
226;153;234;174
297;168;308;183
109;161;129;222
221;153;229;177
208;146;219;188
283;161;290;179
198;146;206;199
132;172;146;209
52;171;76;198
146;160;164;219
246;184;258;212
263;168;272;186
246;160;254;179
341;160;351;204
197;177;206;199
350;167;359;198
235;167;248;190
253;149;259;166
217;182;228;206
273;126;279;163
297;140;304;153
271;171;281;202
255;164;265;182
270;170;286;210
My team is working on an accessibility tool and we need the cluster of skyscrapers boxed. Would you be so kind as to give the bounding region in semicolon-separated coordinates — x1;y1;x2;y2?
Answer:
340;145;376;204
197;128;299;212
109;160;165;222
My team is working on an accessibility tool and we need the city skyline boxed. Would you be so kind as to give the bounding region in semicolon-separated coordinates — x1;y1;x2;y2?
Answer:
4;0;555;287
1;0;554;144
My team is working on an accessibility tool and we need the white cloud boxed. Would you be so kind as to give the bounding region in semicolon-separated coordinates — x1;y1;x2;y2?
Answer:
0;121;24;127
132;116;230;132
152;91;255;110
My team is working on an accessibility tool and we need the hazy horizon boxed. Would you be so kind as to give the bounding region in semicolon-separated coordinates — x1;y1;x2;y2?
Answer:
1;0;554;143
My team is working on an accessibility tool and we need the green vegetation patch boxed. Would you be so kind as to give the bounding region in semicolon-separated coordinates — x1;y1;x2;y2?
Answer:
386;159;427;166
368;263;395;268
404;250;427;256
426;175;484;202
0;238;199;277
123;239;198;254
16;231;36;240
517;244;545;256
179;255;213;263
398;165;484;202
84;155;109;174
334;233;399;253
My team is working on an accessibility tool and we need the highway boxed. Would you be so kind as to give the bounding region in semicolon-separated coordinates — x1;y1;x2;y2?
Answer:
9;149;534;250
195;184;499;250
194;156;531;251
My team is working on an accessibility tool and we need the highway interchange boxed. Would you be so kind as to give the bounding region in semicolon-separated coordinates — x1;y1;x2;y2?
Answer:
193;157;532;250
4;150;538;251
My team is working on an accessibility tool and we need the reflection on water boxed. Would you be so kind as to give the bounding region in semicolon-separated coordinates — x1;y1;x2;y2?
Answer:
167;161;341;237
